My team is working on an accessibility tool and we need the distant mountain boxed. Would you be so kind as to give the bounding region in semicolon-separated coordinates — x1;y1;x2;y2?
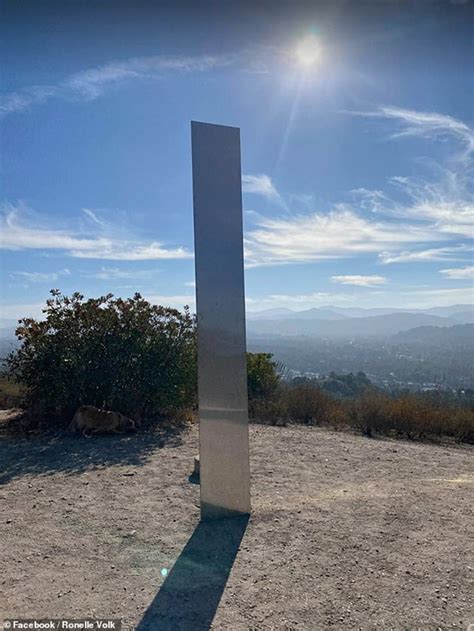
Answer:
325;306;414;318
246;308;296;320
288;308;348;321
247;312;460;338
448;310;474;324
392;323;474;346
247;304;474;322
248;307;349;321
423;305;474;319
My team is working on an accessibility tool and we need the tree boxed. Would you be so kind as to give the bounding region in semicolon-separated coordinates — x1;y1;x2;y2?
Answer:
246;352;280;401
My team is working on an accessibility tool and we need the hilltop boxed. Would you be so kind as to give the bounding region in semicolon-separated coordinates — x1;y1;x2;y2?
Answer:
1;421;472;629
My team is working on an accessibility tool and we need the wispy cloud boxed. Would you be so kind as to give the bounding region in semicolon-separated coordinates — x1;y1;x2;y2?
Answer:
0;202;192;261
379;245;471;264
439;265;474;280
245;206;439;267
346;105;474;156
10;268;71;283
88;267;158;281
246;107;473;267
81;208;107;227
0;53;232;117
242;174;283;204
381;106;474;152
0;85;59;117
348;106;474;247
71;243;191;261
332;275;387;287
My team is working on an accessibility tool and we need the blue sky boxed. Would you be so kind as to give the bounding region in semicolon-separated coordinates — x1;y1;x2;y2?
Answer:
1;0;473;325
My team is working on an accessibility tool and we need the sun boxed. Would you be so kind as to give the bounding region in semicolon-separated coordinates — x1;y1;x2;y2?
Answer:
294;34;322;68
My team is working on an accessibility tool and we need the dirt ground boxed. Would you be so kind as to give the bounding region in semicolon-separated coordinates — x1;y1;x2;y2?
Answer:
1;412;473;630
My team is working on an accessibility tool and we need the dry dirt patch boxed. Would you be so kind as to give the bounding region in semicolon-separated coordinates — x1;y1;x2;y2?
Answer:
1;420;473;630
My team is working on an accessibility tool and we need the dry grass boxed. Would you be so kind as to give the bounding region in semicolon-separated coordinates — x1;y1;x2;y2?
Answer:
0;376;24;409
347;393;474;442
250;386;474;444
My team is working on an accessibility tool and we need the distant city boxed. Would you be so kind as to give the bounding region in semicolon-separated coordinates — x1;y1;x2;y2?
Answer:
247;304;474;392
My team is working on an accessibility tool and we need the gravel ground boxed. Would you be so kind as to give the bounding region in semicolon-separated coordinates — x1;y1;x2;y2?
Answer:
1;415;473;630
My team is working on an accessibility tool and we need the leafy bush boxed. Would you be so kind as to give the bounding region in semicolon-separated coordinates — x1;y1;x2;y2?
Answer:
247;352;281;401
6;291;197;425
247;353;287;425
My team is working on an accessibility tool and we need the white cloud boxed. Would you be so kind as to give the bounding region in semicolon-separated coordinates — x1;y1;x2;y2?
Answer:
0;54;232;116
245;206;439;267
379;245;471;264
66;54;230;99
245;107;473;268
70;242;191;261
346;106;474;155
81;208;107;227
345;107;474;238
387;176;473;238
381;106;474;152
88;267;157;281
10;268;70;283
184;280;196;288
0;203;192;261
332;275;387;287
242;174;282;203
439;265;474;280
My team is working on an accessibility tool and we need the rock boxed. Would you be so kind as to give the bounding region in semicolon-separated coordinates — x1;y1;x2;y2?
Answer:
124;530;137;538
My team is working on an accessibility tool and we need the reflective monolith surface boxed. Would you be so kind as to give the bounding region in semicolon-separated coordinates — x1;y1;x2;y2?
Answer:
191;121;251;519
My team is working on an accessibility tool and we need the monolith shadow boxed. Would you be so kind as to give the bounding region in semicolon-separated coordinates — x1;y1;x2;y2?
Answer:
136;515;249;630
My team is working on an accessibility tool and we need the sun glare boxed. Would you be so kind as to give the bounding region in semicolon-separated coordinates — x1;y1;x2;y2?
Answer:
294;34;322;67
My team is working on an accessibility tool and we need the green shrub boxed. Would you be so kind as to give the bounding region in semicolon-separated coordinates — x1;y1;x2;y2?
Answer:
6;291;197;425
247;352;280;401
